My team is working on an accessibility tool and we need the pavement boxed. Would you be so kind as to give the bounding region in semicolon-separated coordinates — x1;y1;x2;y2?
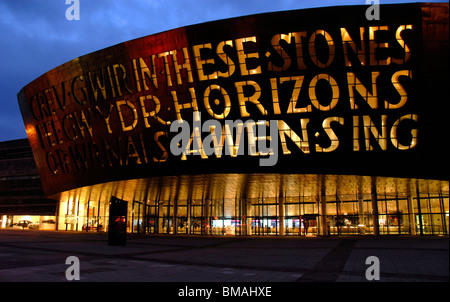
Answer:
0;229;447;284
1;229;448;300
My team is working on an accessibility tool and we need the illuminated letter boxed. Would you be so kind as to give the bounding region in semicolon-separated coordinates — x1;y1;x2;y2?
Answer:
390;114;418;150
71;75;87;105
392;25;413;64
139;95;170;126
193;43;218;81
63;114;78;141
340;27;366;66
292;32;308;70
235;81;267;117
171;87;199;121
309;74;339;111
73;108;93;138
282;76;311;114
88;70;107;102
369;26;390;65
316;117;344;152
217;40;236;78
235;37;261;76
363;115;388;151
170;48;194;85
278;119;310;154
154;132;168;162
385;70;411;109
270;78;282;115
203;84;231;119
125;135;147;165
133;57;158;91
116;100;138;132
46;151;59;175
347;71;379;109
112;64;133;96
268;34;292;71
308;30;335;68
158;52;173;86
95;104;114;134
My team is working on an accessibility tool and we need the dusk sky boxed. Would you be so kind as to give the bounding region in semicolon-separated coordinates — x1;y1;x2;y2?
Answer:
0;0;447;142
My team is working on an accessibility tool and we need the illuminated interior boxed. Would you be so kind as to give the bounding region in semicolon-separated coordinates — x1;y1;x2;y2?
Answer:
54;174;449;236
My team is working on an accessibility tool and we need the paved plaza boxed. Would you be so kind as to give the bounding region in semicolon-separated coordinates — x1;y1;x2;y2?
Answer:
0;229;447;283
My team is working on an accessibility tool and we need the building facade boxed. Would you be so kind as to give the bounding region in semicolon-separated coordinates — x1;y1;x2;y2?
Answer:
0;139;57;229
16;3;449;236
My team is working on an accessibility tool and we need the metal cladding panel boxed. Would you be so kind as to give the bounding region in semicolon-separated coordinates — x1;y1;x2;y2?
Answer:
17;3;449;197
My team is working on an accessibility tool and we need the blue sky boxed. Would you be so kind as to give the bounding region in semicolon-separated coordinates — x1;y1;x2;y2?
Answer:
0;0;447;142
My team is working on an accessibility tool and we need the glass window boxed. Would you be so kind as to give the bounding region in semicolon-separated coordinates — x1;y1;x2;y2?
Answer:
340;201;358;215
386;200;397;214
377;200;386;215
326;203;337;215
398;198;408;212
420;198;430;214
285;204;299;216
304;202;317;215
429;197;441;213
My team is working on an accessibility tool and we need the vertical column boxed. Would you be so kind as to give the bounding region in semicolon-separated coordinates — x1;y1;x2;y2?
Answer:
246;198;252;236
318;195;328;236
407;195;416;235
131;201;135;234
55;202;61;231
157;200;163;234
278;195;285;236
240;197;247;236
143;203;147;234
371;177;379;236
439;194;448;236
86;199;90;232
173;199;178;235
187;198;191;235
75;196;80;232
416;184;423;235
65;196;70;231
318;175;328;236
358;194;364;227
203;198;210;235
